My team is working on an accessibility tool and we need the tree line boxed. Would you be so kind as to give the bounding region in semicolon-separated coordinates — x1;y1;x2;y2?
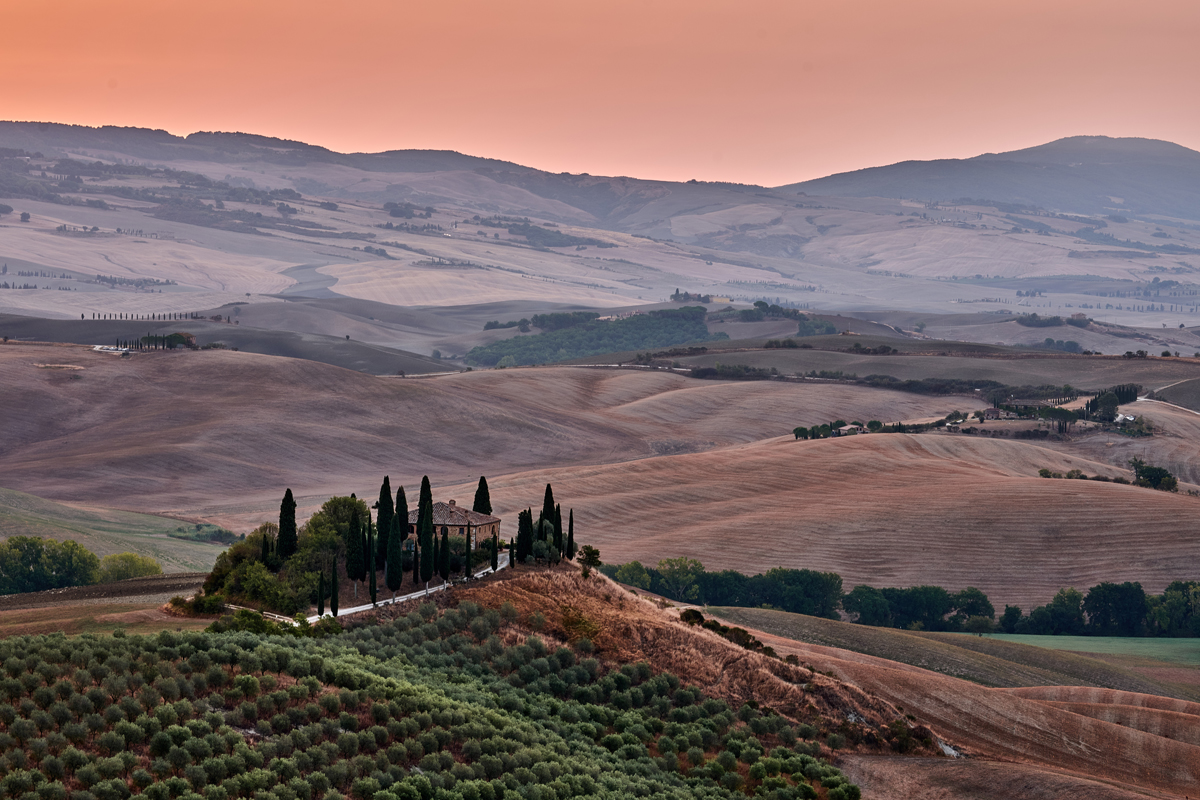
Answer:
0;538;162;595
604;558;1200;638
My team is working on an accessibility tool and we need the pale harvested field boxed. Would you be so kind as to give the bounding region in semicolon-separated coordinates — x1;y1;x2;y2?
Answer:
1050;400;1200;485
676;349;1200;390
463;433;1200;610
5;342;1196;610
0;207;297;293
319;260;636;308
0;344;965;523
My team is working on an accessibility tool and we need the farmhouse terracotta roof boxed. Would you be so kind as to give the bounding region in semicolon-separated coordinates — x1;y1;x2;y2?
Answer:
408;499;499;528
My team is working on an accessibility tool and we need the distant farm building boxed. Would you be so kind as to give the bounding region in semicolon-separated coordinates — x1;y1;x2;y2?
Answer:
408;499;500;548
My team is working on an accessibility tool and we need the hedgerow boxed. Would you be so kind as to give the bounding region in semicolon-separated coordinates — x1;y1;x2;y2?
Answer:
0;600;857;800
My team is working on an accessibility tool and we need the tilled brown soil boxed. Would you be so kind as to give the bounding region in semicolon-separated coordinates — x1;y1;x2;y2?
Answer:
0;573;207;610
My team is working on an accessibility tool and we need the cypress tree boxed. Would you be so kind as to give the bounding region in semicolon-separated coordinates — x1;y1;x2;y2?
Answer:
317;571;325;617
346;509;363;598
331;567;339;617
376;477;393;568
472;476;492;515
260;530;270;564
419;505;434;585
440;526;450;580
541;484;555;532
516;509;534;565
491;530;499;571
386;504;404;600
566;509;576;560
395;485;409;550
278;488;298;560
368;524;377;606
362;512;370;586
554;504;564;557
412;535;421;586
418;475;433;531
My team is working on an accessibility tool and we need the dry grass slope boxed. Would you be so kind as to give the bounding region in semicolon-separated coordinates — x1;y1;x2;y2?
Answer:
466;432;1200;609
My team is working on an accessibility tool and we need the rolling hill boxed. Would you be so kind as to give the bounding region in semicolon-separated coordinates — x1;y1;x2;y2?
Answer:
785;136;1200;221
4;122;1200;340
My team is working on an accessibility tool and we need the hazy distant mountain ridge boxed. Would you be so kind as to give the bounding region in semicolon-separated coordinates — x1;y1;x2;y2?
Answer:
783;136;1200;221
0;121;536;175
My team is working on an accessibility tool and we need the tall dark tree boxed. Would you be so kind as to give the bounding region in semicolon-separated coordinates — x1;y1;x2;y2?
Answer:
541;484;556;533
376;477;393;568
386;503;405;601
395;485;409;550
439;527;450;581
473;476;492;515
553;504;564;557
330;567;339;617
317;571;325;617
516;508;534;565
412;535;421;586
362;512;370;588
346;509;364;598
491;530;499;571
278;488;298;560
418;475;433;532
419;504;435;585
566;510;576;560
261;530;271;564
368;524;377;606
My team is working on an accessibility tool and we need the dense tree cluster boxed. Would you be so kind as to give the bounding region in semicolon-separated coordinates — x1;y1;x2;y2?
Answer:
0;538;162;596
466;307;726;367
0;601;862;800
604;560;842;620
512;484;575;568
199;479;500;617
997;581;1200;637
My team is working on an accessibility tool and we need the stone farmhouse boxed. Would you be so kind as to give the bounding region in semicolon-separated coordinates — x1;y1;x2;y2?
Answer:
407;499;500;549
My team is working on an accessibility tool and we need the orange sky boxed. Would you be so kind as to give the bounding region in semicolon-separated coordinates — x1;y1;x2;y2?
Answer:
4;0;1199;185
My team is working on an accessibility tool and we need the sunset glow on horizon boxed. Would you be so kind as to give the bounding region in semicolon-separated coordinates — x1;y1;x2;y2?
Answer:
4;0;1199;185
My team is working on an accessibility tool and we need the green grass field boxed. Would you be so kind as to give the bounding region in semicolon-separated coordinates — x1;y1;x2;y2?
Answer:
0;485;225;572
973;634;1200;667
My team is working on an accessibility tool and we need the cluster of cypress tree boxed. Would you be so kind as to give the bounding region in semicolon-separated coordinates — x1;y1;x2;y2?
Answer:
513;483;576;566
209;476;500;620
